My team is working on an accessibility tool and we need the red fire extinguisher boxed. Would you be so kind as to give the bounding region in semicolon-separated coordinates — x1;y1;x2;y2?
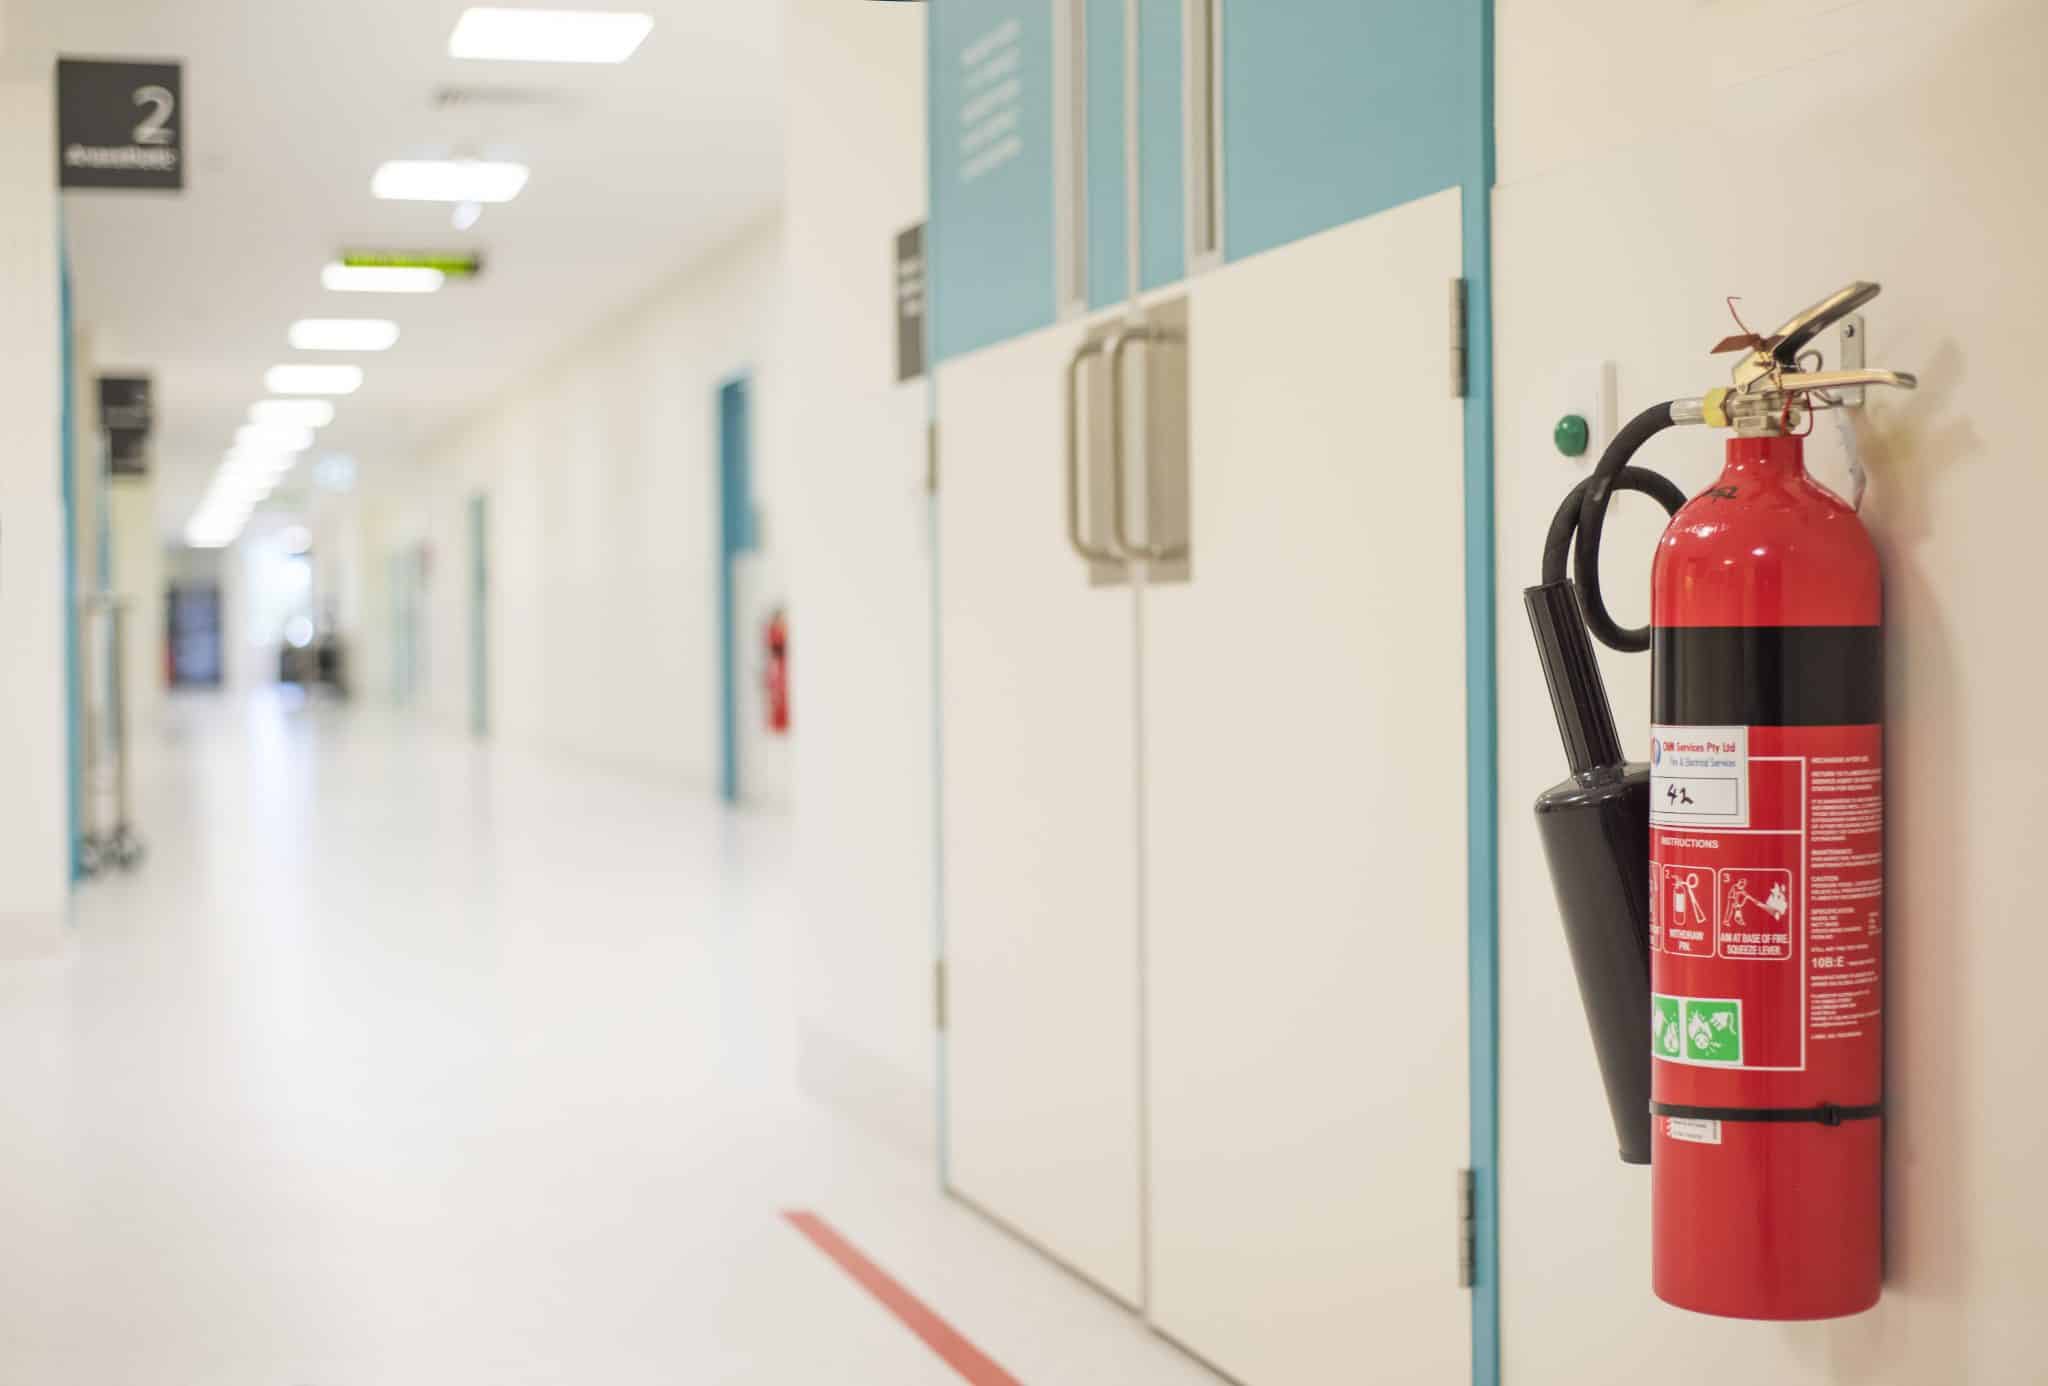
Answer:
1527;282;1916;1320
763;607;790;734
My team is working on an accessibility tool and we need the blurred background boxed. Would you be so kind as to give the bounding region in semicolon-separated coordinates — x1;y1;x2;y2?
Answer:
0;1;2041;1383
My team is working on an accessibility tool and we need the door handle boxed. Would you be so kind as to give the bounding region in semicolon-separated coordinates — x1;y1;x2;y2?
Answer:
1065;337;1122;565
1107;325;1187;562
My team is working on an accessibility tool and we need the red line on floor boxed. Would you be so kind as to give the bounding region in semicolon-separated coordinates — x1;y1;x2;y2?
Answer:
782;1209;1024;1386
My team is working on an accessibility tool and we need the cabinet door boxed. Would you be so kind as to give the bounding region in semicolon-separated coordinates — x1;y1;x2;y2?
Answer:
1142;188;1470;1382
1219;1;1481;263
930;0;1059;359
937;318;1145;1306
1082;0;1188;309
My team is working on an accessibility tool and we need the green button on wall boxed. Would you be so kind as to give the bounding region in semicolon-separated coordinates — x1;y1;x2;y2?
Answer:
1554;413;1590;458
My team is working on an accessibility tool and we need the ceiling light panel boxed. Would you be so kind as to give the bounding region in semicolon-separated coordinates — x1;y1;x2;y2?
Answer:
234;425;316;455
448;8;654;64
323;263;445;294
249;399;336;428
289;318;400;352
266;364;364;396
372;159;529;204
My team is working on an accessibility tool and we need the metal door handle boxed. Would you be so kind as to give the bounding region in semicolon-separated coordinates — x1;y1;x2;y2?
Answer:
1107;325;1187;561
1065;337;1121;565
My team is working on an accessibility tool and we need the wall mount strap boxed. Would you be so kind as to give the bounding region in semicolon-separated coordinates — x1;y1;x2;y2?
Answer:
1650;1100;1883;1127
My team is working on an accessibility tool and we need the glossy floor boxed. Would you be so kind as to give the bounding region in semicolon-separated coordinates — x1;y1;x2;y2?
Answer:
0;693;1215;1385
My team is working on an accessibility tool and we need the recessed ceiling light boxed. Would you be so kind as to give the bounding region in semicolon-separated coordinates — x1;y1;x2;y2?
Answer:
289;318;400;352
448;8;654;64
249;399;336;428
323;262;445;294
372;158;529;204
265;364;364;396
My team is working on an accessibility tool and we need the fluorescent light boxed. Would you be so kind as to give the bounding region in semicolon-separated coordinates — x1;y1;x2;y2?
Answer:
265;364;363;396
249;399;335;429
449;8;653;63
224;452;297;475
323;262;445;294
288;318;399;352
372;159;528;204
236;423;317;453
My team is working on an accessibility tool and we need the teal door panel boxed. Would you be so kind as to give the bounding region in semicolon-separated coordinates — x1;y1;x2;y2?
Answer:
1084;0;1186;308
717;375;755;805
1221;1;1483;263
930;0;1059;360
467;494;489;738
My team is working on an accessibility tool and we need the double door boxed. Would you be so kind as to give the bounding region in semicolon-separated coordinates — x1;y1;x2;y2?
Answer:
938;187;1473;1384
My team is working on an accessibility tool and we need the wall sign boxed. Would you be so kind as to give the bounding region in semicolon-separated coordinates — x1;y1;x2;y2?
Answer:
895;222;927;383
98;375;152;476
57;58;184;192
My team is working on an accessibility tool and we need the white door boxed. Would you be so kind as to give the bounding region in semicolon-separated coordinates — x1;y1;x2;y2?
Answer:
1141;188;1472;1382
937;315;1145;1305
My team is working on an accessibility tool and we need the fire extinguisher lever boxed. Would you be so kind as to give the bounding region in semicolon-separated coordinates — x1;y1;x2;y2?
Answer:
1731;280;1884;392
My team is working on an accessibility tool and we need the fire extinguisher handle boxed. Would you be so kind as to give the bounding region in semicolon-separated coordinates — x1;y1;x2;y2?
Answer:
1733;281;1883;392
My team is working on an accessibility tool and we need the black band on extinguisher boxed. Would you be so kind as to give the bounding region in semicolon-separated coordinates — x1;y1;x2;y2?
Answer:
1650;1100;1884;1127
1651;625;1883;726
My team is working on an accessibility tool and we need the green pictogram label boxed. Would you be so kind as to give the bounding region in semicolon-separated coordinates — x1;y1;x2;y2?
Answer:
1683;998;1742;1064
1652;994;1682;1059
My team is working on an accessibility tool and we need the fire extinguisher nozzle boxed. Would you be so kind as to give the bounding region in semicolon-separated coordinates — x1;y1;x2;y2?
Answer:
1525;581;1624;777
1527;578;1655;1164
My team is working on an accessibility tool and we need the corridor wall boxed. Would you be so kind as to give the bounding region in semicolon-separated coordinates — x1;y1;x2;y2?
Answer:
0;72;72;949
395;220;792;805
780;0;934;1157
1492;0;2048;1378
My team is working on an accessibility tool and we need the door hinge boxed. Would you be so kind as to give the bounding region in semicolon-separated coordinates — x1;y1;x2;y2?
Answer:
1450;278;1469;399
1457;1167;1477;1288
925;420;939;495
934;958;948;1031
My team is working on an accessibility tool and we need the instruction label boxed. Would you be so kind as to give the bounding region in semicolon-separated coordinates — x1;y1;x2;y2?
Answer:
1648;724;1883;1081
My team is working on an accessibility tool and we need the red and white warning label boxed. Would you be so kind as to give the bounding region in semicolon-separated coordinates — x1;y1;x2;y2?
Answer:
1649;724;1883;1075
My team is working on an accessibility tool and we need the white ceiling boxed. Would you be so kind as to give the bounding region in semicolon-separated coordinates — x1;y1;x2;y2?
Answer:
3;0;784;533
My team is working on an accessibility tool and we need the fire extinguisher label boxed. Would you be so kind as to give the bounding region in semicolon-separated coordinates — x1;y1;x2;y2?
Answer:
1649;724;1883;1077
1649;725;1749;827
1664;1116;1722;1146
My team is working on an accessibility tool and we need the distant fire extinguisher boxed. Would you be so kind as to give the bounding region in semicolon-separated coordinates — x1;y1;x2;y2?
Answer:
763;607;790;734
1527;282;1917;1320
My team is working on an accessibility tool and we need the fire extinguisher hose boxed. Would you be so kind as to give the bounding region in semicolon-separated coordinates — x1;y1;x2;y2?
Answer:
1541;402;1692;653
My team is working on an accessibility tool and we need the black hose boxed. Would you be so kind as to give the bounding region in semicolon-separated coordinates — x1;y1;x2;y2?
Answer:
1541;403;1691;653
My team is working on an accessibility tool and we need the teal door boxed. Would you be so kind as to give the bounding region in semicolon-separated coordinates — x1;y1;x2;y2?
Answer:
717;375;756;804
467;494;489;738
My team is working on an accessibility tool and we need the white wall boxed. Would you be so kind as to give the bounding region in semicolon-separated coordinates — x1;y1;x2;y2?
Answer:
780;0;933;1157
0;73;73;951
396;219;792;803
1494;0;2046;1375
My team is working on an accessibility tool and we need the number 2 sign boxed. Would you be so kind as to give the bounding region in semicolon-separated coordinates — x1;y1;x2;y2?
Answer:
56;58;184;192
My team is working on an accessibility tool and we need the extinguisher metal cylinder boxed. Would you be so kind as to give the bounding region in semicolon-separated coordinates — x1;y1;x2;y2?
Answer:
1648;433;1885;1321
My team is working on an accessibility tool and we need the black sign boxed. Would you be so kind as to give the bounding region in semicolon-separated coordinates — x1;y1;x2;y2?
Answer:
98;375;152;432
98;376;152;476
57;58;184;192
895;222;926;383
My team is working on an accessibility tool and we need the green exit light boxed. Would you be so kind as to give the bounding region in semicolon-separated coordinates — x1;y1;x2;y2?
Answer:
339;250;484;278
